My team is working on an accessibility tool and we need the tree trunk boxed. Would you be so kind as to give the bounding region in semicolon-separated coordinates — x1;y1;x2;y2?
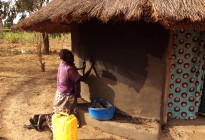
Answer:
42;33;50;55
0;18;3;32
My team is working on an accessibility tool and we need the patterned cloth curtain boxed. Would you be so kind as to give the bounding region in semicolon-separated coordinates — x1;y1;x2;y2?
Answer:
168;29;205;120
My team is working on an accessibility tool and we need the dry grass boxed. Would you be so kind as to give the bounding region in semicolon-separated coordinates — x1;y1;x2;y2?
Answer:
0;33;71;56
13;0;205;33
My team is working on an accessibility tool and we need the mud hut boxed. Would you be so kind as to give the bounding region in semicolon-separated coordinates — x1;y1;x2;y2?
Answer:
13;0;205;125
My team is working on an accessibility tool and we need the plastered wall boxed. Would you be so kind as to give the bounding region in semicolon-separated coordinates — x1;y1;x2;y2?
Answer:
71;20;169;120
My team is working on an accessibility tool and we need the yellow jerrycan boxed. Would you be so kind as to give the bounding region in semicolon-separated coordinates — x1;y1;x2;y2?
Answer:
52;112;78;140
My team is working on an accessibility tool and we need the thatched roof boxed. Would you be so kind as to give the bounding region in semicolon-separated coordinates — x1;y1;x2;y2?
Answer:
13;0;205;33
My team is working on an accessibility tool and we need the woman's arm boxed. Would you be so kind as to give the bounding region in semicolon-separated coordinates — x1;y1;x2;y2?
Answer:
79;63;93;82
76;59;86;73
76;67;84;70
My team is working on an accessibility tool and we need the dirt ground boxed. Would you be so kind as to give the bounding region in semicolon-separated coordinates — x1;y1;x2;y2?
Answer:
0;41;127;140
1;39;205;140
160;116;205;140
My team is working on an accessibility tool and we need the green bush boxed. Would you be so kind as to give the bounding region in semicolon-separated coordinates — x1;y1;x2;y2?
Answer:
22;32;35;46
49;33;71;40
4;32;23;43
3;32;35;44
0;32;5;40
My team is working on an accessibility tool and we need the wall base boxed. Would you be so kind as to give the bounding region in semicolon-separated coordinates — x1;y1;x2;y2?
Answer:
78;105;160;140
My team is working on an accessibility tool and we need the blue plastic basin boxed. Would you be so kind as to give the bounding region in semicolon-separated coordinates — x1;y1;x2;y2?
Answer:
88;98;115;120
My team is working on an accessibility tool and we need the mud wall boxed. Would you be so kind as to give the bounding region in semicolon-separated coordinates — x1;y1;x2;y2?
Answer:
71;20;169;120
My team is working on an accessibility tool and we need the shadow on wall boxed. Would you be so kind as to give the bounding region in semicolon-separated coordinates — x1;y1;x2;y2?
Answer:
84;70;134;115
85;71;117;104
79;20;169;93
85;71;138;115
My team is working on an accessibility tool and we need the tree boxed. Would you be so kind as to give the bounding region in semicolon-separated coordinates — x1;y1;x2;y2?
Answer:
16;0;50;54
0;0;51;54
0;16;3;32
0;0;17;29
42;32;50;54
15;0;49;18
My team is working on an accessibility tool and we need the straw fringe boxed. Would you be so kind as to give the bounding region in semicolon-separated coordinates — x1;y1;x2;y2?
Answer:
12;0;205;33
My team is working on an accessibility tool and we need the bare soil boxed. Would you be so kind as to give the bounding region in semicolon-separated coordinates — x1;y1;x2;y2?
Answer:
0;42;127;140
160;117;205;140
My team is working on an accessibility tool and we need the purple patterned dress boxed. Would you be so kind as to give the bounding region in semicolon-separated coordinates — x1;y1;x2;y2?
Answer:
46;61;81;130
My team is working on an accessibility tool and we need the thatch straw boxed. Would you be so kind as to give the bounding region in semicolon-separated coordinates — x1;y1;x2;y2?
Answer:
155;0;205;30
13;0;205;33
155;0;205;22
50;0;148;23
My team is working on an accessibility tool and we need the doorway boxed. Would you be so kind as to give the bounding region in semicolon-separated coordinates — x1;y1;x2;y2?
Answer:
167;29;205;120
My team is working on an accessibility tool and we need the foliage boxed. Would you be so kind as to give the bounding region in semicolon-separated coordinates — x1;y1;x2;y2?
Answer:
50;34;71;40
15;0;50;20
0;0;50;29
0;1;17;28
15;0;51;54
1;32;70;45
0;32;5;40
4;32;23;43
3;32;35;44
0;32;71;57
0;1;11;19
50;34;62;38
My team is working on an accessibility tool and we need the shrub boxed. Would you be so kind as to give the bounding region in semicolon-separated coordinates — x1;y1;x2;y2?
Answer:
3;32;35;44
0;32;5;40
22;32;35;46
4;32;23;43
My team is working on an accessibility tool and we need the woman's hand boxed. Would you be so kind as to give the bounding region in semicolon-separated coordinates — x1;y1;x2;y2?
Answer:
79;57;95;82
